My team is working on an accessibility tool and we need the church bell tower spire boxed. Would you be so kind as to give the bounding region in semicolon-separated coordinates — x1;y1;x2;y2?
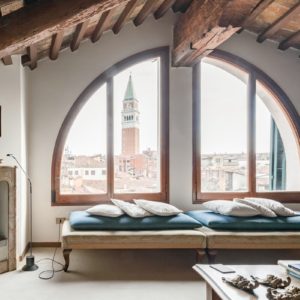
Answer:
121;74;140;155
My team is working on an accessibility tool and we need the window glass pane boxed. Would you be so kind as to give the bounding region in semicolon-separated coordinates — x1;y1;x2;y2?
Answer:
200;61;248;192
256;94;272;191
113;59;160;193
256;81;300;191
60;85;107;194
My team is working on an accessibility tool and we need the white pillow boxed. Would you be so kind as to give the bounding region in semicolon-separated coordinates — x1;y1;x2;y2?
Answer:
134;200;183;216
244;198;296;217
203;200;260;217
111;199;152;218
234;198;277;218
86;204;124;217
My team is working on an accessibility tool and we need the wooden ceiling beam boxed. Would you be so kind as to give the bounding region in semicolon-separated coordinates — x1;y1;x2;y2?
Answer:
21;45;37;70
0;0;130;59
113;0;139;34
70;20;89;51
242;0;275;27
27;45;37;70
0;0;18;7
49;31;64;60
0;0;23;16
172;0;193;13
1;55;13;65
278;30;300;51
133;0;156;27
91;9;115;43
257;2;300;43
154;0;176;20
173;0;240;67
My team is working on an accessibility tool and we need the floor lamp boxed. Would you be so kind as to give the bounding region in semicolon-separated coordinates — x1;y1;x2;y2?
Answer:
7;154;38;271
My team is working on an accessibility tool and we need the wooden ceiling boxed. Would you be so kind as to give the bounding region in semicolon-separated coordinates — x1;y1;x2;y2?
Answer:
0;0;299;69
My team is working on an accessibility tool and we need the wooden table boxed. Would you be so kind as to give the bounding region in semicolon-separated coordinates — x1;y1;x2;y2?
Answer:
193;264;300;300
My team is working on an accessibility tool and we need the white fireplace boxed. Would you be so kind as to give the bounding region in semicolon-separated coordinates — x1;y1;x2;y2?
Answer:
0;167;16;274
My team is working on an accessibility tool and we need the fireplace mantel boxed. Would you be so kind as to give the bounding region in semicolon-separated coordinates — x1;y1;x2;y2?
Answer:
0;166;16;274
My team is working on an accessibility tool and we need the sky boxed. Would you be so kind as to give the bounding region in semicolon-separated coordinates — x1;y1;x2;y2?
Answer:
65;59;159;156
64;58;274;157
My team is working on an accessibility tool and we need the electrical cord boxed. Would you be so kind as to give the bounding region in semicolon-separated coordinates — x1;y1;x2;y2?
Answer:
37;222;64;280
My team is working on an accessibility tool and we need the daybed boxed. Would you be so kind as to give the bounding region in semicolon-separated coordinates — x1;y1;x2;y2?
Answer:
187;210;300;263
61;211;207;271
61;210;300;271
62;220;207;272
198;226;300;263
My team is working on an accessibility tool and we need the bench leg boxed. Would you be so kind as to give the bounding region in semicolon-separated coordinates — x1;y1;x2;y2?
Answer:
63;249;72;272
206;249;217;264
196;249;206;263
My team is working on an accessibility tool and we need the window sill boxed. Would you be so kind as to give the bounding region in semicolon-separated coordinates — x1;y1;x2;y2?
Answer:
193;191;300;204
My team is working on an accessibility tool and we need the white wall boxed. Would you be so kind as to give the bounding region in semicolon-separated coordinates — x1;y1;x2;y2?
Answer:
26;13;300;242
0;57;28;256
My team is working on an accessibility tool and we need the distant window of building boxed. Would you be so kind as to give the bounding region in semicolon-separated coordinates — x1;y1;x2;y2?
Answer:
193;50;300;203
74;170;79;176
52;48;169;205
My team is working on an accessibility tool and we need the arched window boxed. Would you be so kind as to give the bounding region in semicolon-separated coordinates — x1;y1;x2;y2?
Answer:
193;50;300;203
52;47;169;205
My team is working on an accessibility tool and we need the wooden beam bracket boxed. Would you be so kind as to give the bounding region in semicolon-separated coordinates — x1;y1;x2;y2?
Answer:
172;0;239;67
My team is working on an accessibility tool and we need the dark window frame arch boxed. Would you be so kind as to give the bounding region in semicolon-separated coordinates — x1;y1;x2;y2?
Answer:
52;47;169;206
193;49;300;203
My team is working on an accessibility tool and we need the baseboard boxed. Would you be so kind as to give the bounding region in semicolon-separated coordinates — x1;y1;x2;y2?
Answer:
31;242;61;248
19;242;61;261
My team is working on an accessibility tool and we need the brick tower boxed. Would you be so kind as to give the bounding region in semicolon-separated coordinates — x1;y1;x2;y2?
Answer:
121;74;140;155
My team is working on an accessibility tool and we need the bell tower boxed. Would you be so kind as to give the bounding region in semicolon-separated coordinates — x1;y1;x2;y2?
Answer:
121;74;140;155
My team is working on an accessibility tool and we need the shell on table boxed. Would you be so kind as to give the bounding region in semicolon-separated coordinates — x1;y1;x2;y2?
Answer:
222;275;259;293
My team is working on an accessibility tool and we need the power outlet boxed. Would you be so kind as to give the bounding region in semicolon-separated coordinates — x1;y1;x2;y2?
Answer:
56;217;66;224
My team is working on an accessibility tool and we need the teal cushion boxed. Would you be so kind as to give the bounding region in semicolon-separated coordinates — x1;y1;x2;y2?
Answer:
69;211;201;231
185;210;300;230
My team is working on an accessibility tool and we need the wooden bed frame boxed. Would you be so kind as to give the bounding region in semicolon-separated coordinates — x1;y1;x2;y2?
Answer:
61;221;207;271
62;221;300;271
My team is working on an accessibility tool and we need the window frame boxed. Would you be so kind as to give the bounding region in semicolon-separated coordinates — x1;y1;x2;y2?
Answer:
193;49;300;203
52;47;169;206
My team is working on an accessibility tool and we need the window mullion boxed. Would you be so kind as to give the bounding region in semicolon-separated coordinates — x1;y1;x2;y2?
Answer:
193;63;201;200
247;72;256;195
107;78;114;199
